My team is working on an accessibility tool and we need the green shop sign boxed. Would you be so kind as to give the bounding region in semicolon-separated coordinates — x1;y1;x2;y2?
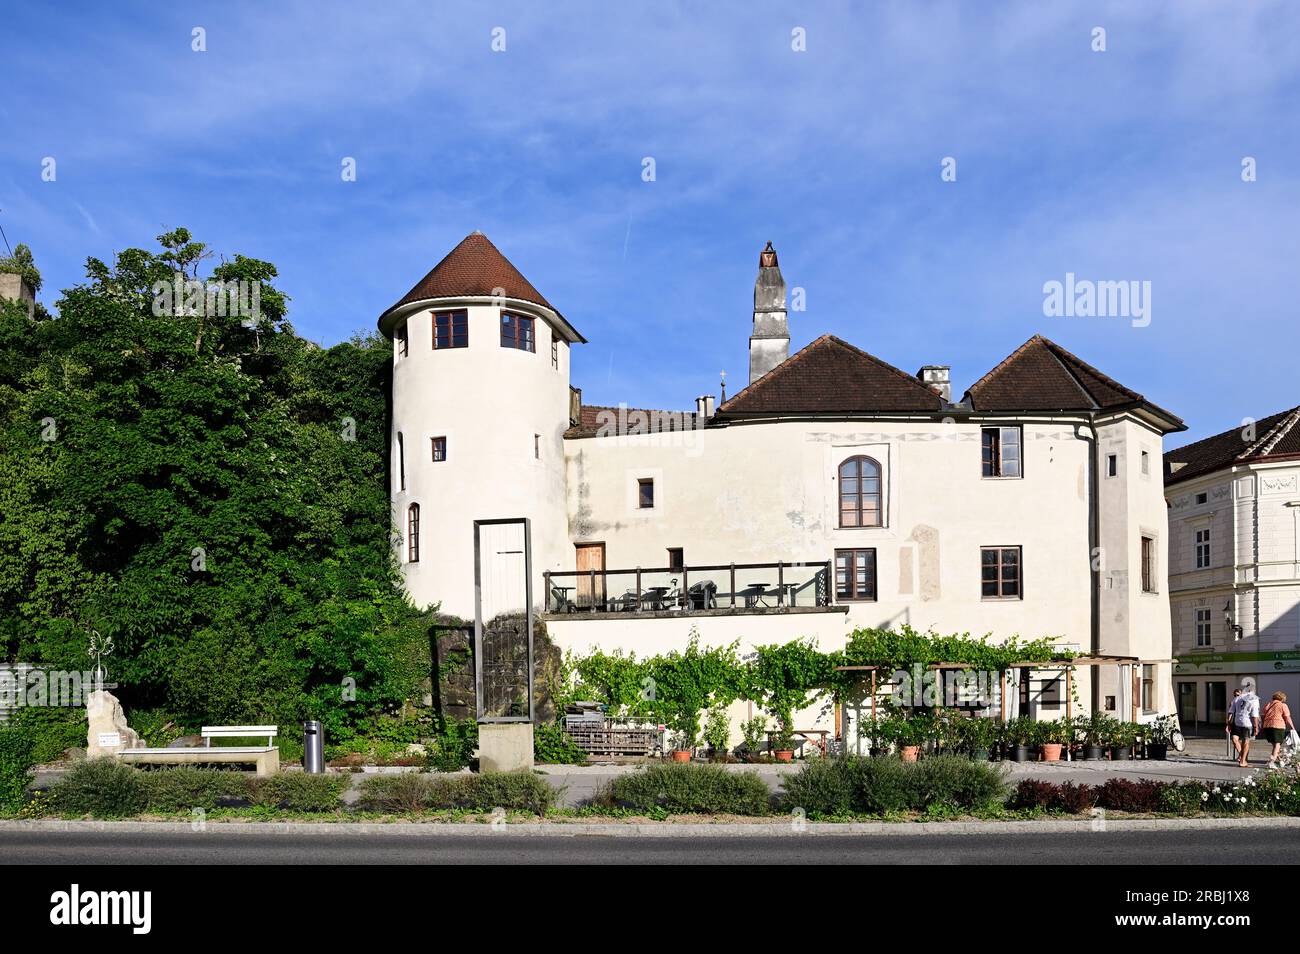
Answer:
1174;650;1300;675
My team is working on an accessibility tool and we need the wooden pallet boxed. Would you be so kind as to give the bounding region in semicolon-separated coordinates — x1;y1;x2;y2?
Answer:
563;722;658;756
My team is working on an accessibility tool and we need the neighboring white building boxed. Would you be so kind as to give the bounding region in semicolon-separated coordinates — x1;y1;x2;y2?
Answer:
379;232;1185;730
1165;408;1300;733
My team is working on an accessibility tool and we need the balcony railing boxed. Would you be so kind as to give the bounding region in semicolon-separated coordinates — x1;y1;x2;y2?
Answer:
544;560;832;615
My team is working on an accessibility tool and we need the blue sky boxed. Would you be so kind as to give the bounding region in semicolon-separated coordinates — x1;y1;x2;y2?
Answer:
2;0;1297;445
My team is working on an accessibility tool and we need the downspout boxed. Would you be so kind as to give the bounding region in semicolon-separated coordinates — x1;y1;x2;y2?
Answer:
1080;414;1101;714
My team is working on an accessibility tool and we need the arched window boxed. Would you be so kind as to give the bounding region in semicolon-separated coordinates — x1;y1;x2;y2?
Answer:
838;456;882;528
407;503;420;563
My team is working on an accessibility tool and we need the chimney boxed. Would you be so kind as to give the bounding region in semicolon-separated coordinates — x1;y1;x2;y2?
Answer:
0;272;35;320
917;365;951;403
694;395;716;421
749;241;789;384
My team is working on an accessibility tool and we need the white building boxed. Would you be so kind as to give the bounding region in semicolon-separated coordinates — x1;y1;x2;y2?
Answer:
379;232;1184;731
1165;408;1300;732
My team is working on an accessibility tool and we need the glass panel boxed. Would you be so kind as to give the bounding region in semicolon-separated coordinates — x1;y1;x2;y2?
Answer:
981;549;998;566
982;581;998;597
841;509;858;527
841;477;858;494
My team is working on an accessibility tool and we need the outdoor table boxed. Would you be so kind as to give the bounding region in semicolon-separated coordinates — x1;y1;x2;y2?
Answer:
766;728;831;755
644;586;672;610
776;582;798;606
746;582;770;608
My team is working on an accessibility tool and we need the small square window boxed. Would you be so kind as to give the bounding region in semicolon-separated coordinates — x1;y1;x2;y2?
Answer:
431;437;446;462
1195;492;1207;505
980;546;1022;600
835;548;877;601
433;311;468;349
501;313;535;352
667;548;684;572
638;478;655;509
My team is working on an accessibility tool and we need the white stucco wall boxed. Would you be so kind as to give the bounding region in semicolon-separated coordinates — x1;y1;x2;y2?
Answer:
390;298;573;619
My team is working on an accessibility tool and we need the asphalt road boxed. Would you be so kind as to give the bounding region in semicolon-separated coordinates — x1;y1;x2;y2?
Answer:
4;826;1299;864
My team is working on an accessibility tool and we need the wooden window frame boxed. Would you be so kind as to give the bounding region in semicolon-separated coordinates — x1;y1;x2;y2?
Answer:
837;455;882;528
407;503;420;563
980;546;1022;601
637;478;655;510
1141;664;1155;714
396;321;408;358
431;436;446;462
667;547;684;572
981;425;1022;478
501;312;535;352
834;548;877;602
432;310;468;350
1141;535;1157;593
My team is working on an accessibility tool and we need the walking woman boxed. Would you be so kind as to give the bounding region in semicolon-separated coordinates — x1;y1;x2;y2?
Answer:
1262;691;1296;768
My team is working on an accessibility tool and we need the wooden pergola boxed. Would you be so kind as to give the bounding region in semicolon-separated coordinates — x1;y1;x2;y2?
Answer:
834;654;1176;725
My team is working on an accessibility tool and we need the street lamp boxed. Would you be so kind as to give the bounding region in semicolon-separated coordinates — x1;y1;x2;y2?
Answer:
1223;601;1244;641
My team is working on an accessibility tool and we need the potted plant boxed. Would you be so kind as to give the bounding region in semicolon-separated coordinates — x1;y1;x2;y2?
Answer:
1081;713;1110;761
1110;721;1138;761
1144;715;1177;761
772;720;797;762
1004;717;1034;762
1038;718;1069;762
959;716;996;761
740;715;768;762
703;705;730;761
669;730;694;761
896;715;928;762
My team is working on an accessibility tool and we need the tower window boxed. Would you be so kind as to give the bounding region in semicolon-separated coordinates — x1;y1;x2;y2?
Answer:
407;503;420;563
396;322;408;358
397;433;405;491
552;339;559;369
534;434;540;459
1106;454;1118;477
431;436;446;462
838;456;882;527
638;478;655;509
1140;450;1150;476
433;311;468;349
501;313;535;352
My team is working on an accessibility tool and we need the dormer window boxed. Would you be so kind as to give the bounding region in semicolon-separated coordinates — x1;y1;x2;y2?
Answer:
501;313;535;352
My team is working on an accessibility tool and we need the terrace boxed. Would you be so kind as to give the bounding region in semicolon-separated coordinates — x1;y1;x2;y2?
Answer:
542;559;848;619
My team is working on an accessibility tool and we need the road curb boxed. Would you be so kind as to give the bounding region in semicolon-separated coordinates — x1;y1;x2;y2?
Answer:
3;816;1300;837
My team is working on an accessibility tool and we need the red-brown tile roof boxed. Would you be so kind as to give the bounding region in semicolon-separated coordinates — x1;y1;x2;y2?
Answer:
566;404;700;439
964;334;1183;430
1165;405;1300;486
380;231;563;323
716;335;947;417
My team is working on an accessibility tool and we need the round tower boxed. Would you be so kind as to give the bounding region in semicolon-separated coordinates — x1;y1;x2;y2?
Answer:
377;231;584;619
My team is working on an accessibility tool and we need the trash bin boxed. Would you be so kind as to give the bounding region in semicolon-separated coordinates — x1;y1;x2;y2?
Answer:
303;720;324;774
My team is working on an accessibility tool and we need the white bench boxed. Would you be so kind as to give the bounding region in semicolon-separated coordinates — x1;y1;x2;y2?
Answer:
119;725;281;776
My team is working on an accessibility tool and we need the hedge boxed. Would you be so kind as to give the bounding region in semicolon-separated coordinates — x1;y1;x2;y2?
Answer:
605;763;772;815
782;756;1008;817
357;770;555;815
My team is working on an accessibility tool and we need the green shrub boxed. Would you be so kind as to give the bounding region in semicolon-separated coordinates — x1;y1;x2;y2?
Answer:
139;767;251;812
357;773;432;813
533;723;587;765
251;772;346;812
0;729;36;812
428;718;478;772
359;770;556;815
6;708;87;764
783;756;1007;818
609;763;771;815
50;758;147;817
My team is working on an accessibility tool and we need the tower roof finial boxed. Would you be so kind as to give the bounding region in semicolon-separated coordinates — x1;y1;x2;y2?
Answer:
759;241;778;268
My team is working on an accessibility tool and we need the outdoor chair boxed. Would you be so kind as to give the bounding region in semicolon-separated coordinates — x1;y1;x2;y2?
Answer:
550;586;577;614
686;580;717;610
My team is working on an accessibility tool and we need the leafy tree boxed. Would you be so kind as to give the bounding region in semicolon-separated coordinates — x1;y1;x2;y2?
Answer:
0;230;432;737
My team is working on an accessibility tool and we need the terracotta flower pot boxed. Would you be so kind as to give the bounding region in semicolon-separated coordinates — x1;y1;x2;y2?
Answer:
1040;743;1063;762
774;750;794;762
900;745;920;763
671;749;692;762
